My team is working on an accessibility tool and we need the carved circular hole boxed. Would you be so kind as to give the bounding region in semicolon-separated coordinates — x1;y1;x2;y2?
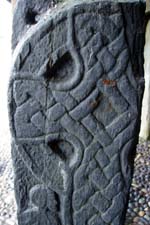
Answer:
25;9;38;25
45;52;74;82
48;140;74;164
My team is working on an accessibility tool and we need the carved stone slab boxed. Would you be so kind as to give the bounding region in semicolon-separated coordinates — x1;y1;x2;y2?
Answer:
9;1;145;225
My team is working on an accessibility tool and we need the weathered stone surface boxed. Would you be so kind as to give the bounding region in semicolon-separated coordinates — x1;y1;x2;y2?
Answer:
12;0;64;49
9;1;145;225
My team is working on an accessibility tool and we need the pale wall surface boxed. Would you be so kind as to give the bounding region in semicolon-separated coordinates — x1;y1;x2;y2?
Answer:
146;0;150;13
140;21;150;140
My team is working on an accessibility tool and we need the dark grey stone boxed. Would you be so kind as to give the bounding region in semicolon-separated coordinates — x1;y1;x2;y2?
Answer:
9;0;146;225
12;0;64;50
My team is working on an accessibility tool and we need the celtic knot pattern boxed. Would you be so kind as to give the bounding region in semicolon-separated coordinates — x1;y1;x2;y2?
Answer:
9;1;145;225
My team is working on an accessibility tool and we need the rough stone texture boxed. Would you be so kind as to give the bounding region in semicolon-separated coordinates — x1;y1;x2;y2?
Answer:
12;0;65;50
9;1;145;225
12;0;146;50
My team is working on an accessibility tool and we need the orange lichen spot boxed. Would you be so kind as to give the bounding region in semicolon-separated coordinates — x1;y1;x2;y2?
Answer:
102;79;116;87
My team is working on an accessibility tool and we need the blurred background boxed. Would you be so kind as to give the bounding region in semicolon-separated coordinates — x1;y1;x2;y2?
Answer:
0;1;17;225
0;0;11;131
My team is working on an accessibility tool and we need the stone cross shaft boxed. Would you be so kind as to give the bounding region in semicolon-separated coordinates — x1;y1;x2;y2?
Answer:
8;1;145;225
